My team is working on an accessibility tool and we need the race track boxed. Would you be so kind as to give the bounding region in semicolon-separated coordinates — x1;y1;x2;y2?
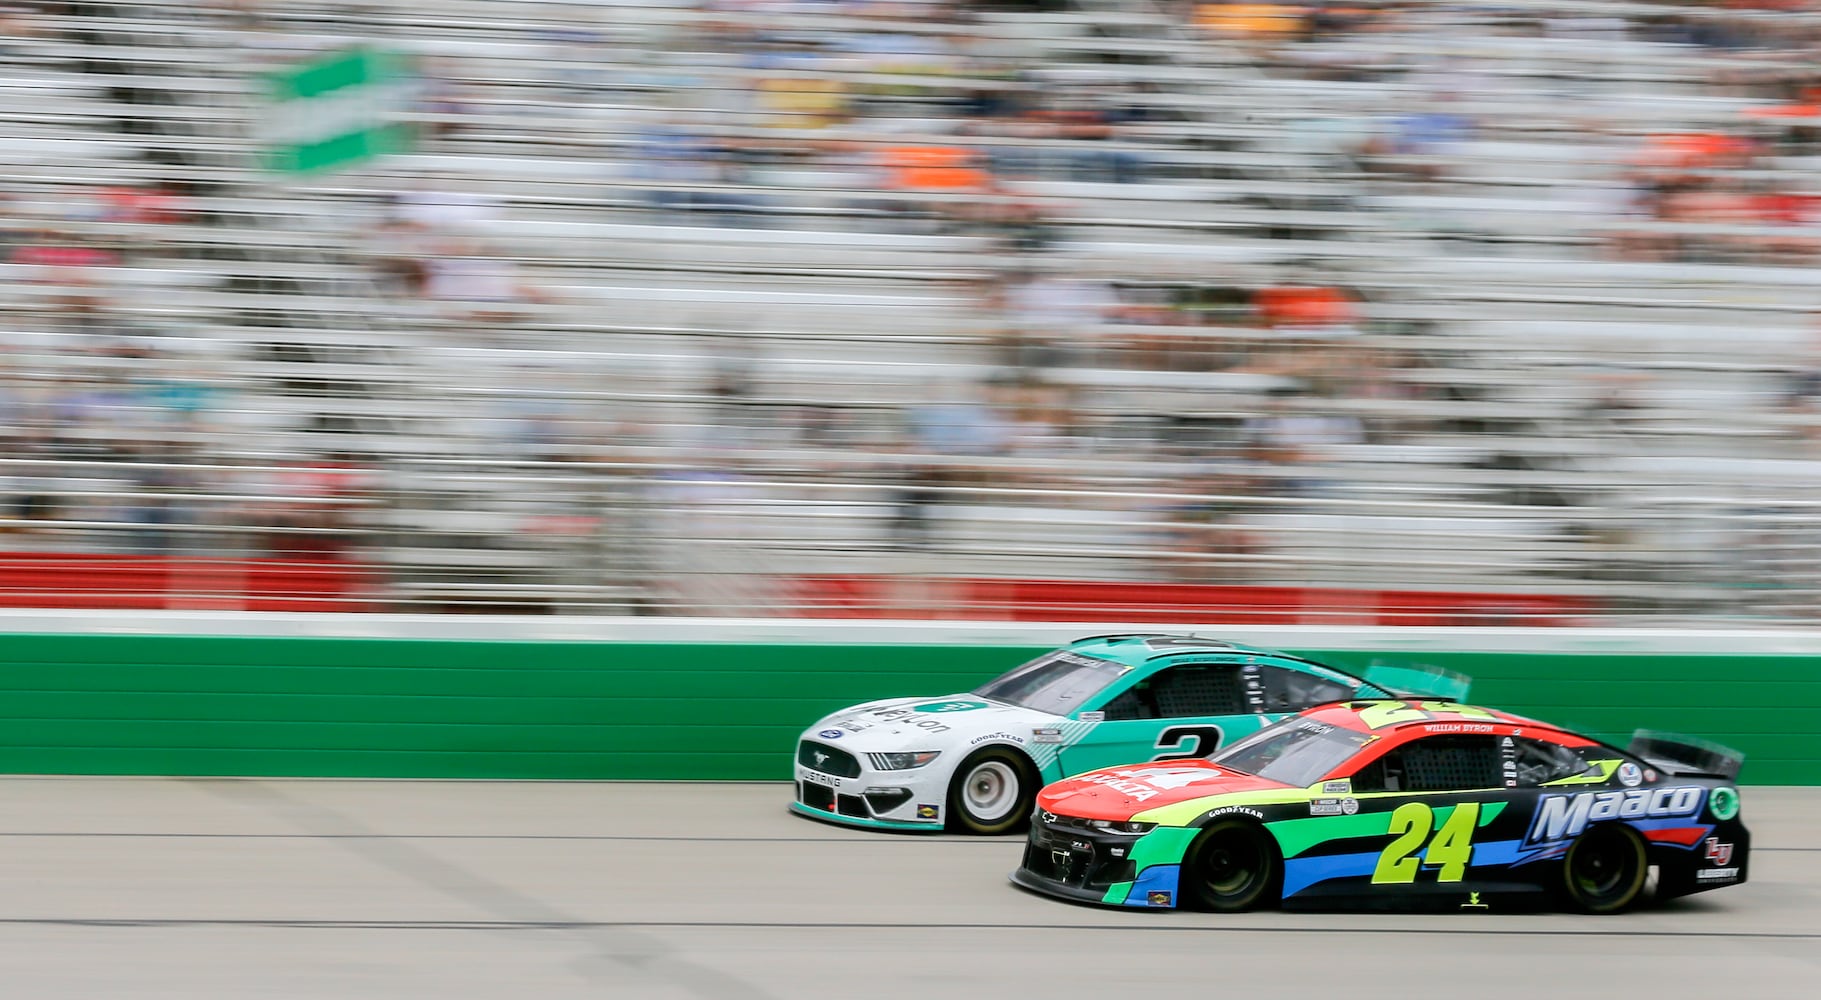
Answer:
0;778;1815;998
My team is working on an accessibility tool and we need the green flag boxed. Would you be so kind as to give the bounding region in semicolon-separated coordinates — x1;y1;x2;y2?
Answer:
260;47;418;175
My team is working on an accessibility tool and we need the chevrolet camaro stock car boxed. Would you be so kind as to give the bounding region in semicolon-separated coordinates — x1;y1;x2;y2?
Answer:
790;633;1468;834
1011;700;1749;913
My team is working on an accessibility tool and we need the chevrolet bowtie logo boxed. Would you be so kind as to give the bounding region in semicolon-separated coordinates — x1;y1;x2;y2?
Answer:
1040;811;1057;824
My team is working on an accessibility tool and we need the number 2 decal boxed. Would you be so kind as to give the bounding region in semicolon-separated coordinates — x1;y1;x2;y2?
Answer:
1371;802;1481;884
1151;725;1224;761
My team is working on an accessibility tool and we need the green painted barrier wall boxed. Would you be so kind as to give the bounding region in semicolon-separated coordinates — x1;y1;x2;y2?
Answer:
0;633;1815;783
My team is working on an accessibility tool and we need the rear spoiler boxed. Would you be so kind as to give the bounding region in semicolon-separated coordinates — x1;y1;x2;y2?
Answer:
1361;660;1472;702
1629;730;1745;781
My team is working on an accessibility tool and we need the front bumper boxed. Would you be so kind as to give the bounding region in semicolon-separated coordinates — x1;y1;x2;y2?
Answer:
1012;814;1190;909
789;801;942;832
791;738;947;830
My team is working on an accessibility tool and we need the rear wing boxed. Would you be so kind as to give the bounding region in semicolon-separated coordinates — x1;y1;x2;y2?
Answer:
1629;730;1745;781
1361;660;1472;702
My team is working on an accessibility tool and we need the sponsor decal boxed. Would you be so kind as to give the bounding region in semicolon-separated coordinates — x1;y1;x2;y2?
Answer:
1423;723;1494;734
1078;711;1105;723
1078;766;1217;802
1526;787;1705;845
803;771;840;788
914;700;988;714
1070;839;1092;852
817;729;843;739
1309;797;1358;817
1696;868;1740;881
1704;838;1735;866
1617;762;1643;788
1207;806;1265;820
916;804;939;820
1146;891;1172;906
969;731;1025;746
1460;891;1490;911
1709;786;1740;821
840;707;968;735
1032;728;1063;744
1644;768;1659;783
1321;779;1352;795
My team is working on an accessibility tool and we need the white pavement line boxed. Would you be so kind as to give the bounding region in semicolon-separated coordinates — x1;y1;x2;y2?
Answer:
186;778;780;1000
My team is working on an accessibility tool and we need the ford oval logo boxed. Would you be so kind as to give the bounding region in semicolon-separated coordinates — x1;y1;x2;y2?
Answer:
818;729;843;739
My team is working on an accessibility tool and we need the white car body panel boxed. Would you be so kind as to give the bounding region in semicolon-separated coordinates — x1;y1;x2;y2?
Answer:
792;694;1082;829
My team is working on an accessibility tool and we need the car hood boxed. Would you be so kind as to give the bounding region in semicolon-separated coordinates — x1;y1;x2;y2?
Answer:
809;694;1057;751
1037;760;1295;822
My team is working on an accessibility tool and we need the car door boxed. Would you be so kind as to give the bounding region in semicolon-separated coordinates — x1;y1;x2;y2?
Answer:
1341;733;1515;897
1059;658;1265;774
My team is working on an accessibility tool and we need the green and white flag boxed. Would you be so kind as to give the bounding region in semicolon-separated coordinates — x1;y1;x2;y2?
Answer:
260;47;418;175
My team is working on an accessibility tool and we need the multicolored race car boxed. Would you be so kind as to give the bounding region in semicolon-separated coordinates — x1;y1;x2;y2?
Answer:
1011;700;1748;913
792;633;1466;834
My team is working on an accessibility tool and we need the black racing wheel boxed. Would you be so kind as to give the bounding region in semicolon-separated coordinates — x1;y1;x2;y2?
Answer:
947;747;1036;835
1183;819;1281;912
1561;824;1649;914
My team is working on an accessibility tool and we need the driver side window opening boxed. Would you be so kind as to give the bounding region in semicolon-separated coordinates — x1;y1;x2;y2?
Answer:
1350;734;1504;793
1100;663;1247;721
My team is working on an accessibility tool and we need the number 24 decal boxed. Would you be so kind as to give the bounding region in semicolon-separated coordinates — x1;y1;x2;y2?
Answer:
1371;802;1480;884
1357;701;1498;730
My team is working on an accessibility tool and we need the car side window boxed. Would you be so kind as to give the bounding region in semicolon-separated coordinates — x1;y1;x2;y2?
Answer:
1258;665;1354;714
1510;737;1594;787
1100;663;1248;721
1350;735;1504;793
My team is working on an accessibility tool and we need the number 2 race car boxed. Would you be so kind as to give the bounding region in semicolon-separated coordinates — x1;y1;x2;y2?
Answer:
791;633;1467;834
1012;700;1748;913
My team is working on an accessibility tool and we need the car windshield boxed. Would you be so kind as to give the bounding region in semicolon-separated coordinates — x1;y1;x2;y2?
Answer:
974;650;1129;716
1213;718;1372;788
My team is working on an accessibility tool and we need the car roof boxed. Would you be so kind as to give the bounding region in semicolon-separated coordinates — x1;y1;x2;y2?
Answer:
1069;633;1299;666
1065;633;1373;686
1303;699;1553;734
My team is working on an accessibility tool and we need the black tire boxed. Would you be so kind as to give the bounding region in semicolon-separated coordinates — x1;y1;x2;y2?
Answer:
1183;819;1281;912
1561;824;1649;914
947;747;1036;835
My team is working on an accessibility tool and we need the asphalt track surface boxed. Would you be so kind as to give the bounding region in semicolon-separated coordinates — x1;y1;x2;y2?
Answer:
0;779;1816;999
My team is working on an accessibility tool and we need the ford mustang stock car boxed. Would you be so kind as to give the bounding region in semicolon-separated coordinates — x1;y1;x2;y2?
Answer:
1011;700;1748;913
791;633;1468;834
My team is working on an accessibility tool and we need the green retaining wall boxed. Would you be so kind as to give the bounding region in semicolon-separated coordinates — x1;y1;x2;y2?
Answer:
1;633;1816;783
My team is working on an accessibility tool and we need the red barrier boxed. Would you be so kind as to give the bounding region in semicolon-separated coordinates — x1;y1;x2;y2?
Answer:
786;575;1592;626
0;554;375;612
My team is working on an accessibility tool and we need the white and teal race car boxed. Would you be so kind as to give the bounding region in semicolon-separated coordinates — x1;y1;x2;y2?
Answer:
791;634;1468;834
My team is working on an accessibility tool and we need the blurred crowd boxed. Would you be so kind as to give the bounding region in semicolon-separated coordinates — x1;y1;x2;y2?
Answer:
3;0;1821;614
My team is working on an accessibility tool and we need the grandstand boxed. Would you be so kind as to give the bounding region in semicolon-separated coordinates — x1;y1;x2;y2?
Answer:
2;0;1820;621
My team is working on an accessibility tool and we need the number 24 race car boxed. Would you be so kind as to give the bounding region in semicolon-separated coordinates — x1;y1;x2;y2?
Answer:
791;633;1466;834
1011;699;1748;913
